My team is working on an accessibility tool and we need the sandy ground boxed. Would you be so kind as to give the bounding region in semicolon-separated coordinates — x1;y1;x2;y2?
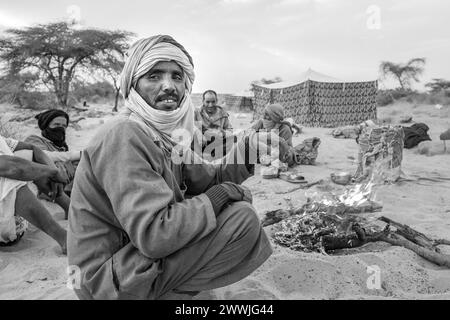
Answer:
1;101;450;300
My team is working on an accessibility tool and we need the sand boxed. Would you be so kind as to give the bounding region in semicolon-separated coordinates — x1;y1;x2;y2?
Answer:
1;101;450;300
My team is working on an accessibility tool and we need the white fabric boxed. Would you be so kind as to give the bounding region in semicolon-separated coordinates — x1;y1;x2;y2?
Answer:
4;137;19;152
0;136;27;243
44;150;81;162
126;87;195;142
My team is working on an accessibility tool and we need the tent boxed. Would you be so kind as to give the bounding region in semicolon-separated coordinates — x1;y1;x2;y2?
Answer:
252;68;378;127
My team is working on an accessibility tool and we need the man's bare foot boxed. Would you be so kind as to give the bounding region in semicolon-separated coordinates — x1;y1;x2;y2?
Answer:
60;242;67;255
56;232;67;255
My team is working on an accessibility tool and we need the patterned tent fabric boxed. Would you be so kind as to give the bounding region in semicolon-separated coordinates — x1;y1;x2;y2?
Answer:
252;80;378;128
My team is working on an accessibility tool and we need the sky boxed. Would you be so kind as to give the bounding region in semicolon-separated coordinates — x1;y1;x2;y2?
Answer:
0;0;449;94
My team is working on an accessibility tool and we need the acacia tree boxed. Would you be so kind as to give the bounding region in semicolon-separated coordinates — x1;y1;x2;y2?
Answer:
0;22;133;107
425;78;450;93
379;58;426;90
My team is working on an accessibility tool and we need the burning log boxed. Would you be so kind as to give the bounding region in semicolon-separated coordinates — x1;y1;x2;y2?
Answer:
261;200;382;228
322;224;390;251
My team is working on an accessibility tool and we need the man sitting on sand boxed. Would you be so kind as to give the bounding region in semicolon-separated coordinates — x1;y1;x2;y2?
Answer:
0;134;68;253
251;103;293;146
68;35;279;300
194;90;234;159
25;109;81;218
195;90;233;134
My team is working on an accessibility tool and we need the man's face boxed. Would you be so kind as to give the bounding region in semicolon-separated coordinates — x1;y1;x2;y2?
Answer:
135;61;185;111
203;93;217;113
49;116;68;129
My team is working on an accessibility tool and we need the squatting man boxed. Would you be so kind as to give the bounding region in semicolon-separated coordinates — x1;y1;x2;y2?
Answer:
68;34;290;299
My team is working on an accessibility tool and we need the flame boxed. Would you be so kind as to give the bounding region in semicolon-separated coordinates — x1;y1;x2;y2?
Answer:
338;178;376;206
338;157;389;206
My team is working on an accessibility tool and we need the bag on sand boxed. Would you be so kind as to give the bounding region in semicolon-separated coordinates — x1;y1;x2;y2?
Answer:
286;137;321;167
355;124;404;182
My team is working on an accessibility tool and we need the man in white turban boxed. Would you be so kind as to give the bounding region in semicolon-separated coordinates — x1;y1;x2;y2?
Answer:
68;35;275;300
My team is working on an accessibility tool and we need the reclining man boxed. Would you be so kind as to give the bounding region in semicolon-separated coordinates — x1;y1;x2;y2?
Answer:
68;35;284;300
0;134;68;253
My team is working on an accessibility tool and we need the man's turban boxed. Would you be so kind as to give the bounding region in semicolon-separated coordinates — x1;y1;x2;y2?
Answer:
120;35;195;99
35;109;69;130
264;103;285;123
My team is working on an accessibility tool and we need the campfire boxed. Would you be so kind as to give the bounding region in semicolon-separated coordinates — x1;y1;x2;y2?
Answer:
261;166;450;268
263;177;383;253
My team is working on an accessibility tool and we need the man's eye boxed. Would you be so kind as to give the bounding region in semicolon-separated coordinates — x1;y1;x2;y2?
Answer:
173;74;183;81
147;74;159;80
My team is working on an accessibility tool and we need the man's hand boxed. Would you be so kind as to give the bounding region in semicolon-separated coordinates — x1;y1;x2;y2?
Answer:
34;167;69;201
205;181;253;216
220;182;253;204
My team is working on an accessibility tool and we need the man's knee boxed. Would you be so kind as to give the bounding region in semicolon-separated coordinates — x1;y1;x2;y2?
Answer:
219;201;261;243
16;185;35;204
15;185;42;213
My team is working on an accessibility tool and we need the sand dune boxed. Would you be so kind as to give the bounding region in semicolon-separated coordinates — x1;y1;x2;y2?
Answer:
1;101;450;300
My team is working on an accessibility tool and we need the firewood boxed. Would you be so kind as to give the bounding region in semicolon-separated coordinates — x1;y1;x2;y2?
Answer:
262;204;450;268
435;239;450;246
380;233;450;268
261;209;293;227
274;179;323;194
379;216;439;252
322;224;390;251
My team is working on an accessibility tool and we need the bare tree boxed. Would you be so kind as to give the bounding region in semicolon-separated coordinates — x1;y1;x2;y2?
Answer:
0;22;133;107
379;58;426;90
95;56;125;112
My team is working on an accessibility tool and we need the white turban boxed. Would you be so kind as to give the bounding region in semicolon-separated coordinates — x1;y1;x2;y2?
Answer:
120;35;196;144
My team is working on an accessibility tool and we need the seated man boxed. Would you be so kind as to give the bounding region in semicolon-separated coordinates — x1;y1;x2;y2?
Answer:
194;90;234;158
25;109;81;217
0;134;68;253
68;35;276;300
195;90;233;134
251;103;293;146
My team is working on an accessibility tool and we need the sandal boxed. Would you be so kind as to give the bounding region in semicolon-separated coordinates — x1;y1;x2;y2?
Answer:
279;172;307;183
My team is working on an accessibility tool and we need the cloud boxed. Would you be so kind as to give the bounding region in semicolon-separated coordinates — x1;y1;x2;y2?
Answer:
276;0;334;7
250;43;285;58
278;0;311;6
222;0;259;4
0;10;27;28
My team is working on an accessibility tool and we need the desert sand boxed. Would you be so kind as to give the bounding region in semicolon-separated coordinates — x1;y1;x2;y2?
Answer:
1;101;450;300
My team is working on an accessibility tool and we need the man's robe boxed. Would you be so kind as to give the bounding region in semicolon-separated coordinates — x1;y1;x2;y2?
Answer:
68;114;272;300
